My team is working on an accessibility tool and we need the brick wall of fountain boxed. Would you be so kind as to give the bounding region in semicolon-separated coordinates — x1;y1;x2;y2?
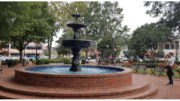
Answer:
14;65;132;89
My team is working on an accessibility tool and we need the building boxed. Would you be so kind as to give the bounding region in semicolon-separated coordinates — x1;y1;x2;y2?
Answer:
119;45;128;59
0;42;46;57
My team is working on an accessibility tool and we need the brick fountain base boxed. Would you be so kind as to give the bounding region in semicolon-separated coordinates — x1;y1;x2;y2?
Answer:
0;65;158;99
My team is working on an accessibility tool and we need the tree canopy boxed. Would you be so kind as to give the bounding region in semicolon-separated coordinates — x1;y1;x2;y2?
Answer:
0;2;51;61
129;23;172;58
156;47;164;57
144;1;180;32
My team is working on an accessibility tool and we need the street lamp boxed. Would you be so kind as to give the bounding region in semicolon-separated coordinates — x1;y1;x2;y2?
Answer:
107;45;109;59
112;33;115;65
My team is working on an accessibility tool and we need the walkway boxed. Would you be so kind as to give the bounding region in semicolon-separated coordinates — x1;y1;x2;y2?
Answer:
0;62;180;99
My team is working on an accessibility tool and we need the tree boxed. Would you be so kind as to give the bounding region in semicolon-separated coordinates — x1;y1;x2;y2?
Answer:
129;23;172;59
0;2;50;62
97;33;118;58
126;50;135;58
115;48;120;57
144;1;180;32
156;47;164;57
56;46;71;57
84;2;130;42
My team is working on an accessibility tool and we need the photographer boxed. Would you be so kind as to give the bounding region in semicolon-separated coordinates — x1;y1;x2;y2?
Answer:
164;52;174;85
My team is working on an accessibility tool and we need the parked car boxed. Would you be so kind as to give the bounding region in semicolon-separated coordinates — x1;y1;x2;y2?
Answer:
144;58;150;61
88;57;91;60
122;57;127;61
158;58;164;61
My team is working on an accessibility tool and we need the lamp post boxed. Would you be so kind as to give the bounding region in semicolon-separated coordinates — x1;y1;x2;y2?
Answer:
107;45;109;59
112;34;115;65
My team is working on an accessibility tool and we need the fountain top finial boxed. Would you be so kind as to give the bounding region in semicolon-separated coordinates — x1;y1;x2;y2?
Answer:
71;8;81;23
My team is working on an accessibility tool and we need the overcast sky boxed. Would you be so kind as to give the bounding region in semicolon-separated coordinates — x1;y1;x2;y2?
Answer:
50;0;161;47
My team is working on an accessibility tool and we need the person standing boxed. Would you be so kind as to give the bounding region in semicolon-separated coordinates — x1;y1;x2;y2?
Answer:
164;52;174;85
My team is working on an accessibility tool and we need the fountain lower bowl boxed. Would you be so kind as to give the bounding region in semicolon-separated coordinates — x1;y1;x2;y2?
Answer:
15;65;132;89
56;39;95;49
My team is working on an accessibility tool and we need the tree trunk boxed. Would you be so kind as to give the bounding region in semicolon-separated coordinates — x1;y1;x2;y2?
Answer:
47;38;52;59
19;50;23;62
86;49;88;59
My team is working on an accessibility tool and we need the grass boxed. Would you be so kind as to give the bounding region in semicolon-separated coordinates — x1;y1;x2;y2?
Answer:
124;66;180;78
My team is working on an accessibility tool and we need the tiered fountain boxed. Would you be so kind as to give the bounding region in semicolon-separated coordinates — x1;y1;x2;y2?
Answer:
0;8;158;99
56;8;93;72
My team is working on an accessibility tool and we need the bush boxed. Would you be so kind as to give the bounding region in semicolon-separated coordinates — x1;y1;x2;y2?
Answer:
63;58;72;64
115;60;123;63
157;60;165;63
175;61;180;65
35;59;52;65
176;68;180;72
132;62;159;68
122;62;131;67
128;60;135;64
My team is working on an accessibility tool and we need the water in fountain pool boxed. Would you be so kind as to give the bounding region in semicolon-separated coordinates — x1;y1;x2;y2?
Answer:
25;66;122;74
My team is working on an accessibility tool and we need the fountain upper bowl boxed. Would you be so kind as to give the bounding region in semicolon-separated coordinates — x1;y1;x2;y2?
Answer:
56;39;95;49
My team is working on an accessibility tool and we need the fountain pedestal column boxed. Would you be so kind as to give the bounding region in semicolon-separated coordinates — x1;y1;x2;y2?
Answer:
69;48;81;72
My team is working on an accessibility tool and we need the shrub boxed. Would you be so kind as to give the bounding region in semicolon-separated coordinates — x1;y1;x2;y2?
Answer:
115;60;123;63
122;62;131;67
29;59;34;62
175;61;180;65
128;60;135;64
60;54;64;59
157;63;167;67
63;58;72;64
157;60;165;63
132;62;159;68
176;68;180;72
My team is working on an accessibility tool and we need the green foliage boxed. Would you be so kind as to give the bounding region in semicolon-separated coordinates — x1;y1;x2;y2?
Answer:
63;58;72;64
115;48;120;57
156;47;165;57
84;2;130;42
144;1;180;32
81;51;86;57
35;59;64;65
129;23;172;58
176;68;180;72
60;54;64;59
126;50;135;58
115;60;123;63
175;61;180;65
0;2;51;62
132;62;159;68
97;33;118;55
56;46;71;57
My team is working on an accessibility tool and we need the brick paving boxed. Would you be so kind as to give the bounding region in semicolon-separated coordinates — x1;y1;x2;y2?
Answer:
0;61;180;99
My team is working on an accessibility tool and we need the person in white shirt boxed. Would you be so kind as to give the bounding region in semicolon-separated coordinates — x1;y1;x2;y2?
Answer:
164;52;174;85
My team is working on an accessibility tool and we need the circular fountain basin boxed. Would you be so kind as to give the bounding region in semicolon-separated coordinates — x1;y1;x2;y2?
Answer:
56;39;95;49
15;65;132;89
25;66;122;74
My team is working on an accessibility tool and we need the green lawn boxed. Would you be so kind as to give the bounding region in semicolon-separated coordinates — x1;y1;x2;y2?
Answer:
124;66;180;78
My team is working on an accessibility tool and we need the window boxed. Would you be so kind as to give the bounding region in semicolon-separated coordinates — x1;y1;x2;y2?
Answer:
171;44;174;49
26;46;42;50
159;45;163;49
165;44;169;49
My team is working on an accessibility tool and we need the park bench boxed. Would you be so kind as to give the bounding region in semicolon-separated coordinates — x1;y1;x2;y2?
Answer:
130;65;138;73
138;65;147;74
151;66;166;77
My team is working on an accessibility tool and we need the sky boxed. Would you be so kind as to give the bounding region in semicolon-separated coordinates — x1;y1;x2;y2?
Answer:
50;0;161;47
